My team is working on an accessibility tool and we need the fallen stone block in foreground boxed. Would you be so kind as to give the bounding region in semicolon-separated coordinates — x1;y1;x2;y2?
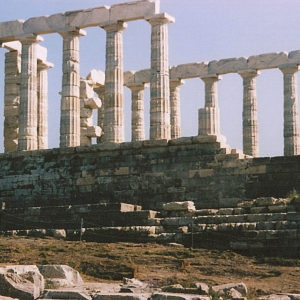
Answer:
0;265;44;300
38;265;83;288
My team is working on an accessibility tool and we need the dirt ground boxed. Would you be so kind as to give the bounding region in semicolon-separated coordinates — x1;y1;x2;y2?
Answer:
0;236;299;297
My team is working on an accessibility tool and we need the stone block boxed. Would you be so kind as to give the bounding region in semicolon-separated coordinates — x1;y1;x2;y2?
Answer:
211;282;247;297
208;57;248;74
68;6;109;28
151;293;210;300
94;294;149;300
0;265;44;300
163;201;196;212
170;62;208;80
0;20;25;40
86;69;105;85
110;0;157;23
42;289;91;300
247;52;288;70
38;265;83;288
255;197;277;206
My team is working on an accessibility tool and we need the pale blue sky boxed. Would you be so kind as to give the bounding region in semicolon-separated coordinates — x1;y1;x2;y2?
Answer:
0;0;300;157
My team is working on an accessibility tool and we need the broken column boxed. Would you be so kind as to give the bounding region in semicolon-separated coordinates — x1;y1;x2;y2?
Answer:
147;13;174;140
60;29;86;148
37;60;53;149
18;35;43;151
102;22;127;143
80;79;102;146
198;75;221;137
239;70;259;157
127;83;146;141
86;69;105;144
2;43;21;152
170;79;184;139
280;65;300;156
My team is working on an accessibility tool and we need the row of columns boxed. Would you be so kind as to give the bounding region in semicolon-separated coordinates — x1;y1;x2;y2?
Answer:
3;37;52;152
126;66;300;158
3;15;300;157
11;13;174;150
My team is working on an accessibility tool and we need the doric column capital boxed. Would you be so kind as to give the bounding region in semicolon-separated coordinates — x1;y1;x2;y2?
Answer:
37;61;54;71
147;13;175;25
201;74;221;84
18;34;43;45
126;83;148;92
238;69;260;78
101;21;127;32
279;64;299;74
170;79;185;88
59;28;86;38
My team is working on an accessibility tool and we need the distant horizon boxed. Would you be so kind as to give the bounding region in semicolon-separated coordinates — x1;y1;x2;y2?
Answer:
1;0;300;157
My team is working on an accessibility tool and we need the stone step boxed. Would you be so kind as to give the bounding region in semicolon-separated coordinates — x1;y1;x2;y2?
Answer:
0;209;159;230
161;212;300;227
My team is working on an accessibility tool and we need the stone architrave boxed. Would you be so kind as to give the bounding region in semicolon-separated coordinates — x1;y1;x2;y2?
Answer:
59;29;86;148
170;79;184;139
198;75;221;137
239;70;259;157
37;61;52;149
147;13;175;140
102;22;127;143
18;35;43;151
3;48;21;152
94;86;105;143
127;83;147;141
280;65;300;156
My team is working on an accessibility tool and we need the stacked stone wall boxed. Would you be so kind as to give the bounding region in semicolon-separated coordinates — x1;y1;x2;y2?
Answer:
0;139;299;210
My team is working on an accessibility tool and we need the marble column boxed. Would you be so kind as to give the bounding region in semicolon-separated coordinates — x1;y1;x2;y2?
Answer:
94;86;105;143
198;75;221;136
102;22;127;143
280;65;300;156
128;84;146;141
18;35;43;151
37;61;52;149
148;13;174;140
239;70;259;157
59;29;86;148
4;48;21;152
170;79;184;139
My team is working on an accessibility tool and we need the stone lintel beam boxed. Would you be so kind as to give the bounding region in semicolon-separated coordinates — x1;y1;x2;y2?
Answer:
238;69;260;157
0;1;157;41
279;64;300;156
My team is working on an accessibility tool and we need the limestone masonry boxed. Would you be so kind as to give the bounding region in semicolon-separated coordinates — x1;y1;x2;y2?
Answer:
0;0;300;255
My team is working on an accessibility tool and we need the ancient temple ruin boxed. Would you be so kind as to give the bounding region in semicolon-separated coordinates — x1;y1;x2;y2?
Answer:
1;0;300;255
1;0;299;156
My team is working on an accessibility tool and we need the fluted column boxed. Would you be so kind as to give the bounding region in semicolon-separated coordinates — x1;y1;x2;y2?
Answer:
170;79;184;139
94;86;105;143
128;84;146;141
18;35;43;151
3;48;21;152
102;22;127;143
239;70;259;157
37;61;52;149
280;65;300;156
198;75;221;136
59;29;86;148
148;13;174;140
